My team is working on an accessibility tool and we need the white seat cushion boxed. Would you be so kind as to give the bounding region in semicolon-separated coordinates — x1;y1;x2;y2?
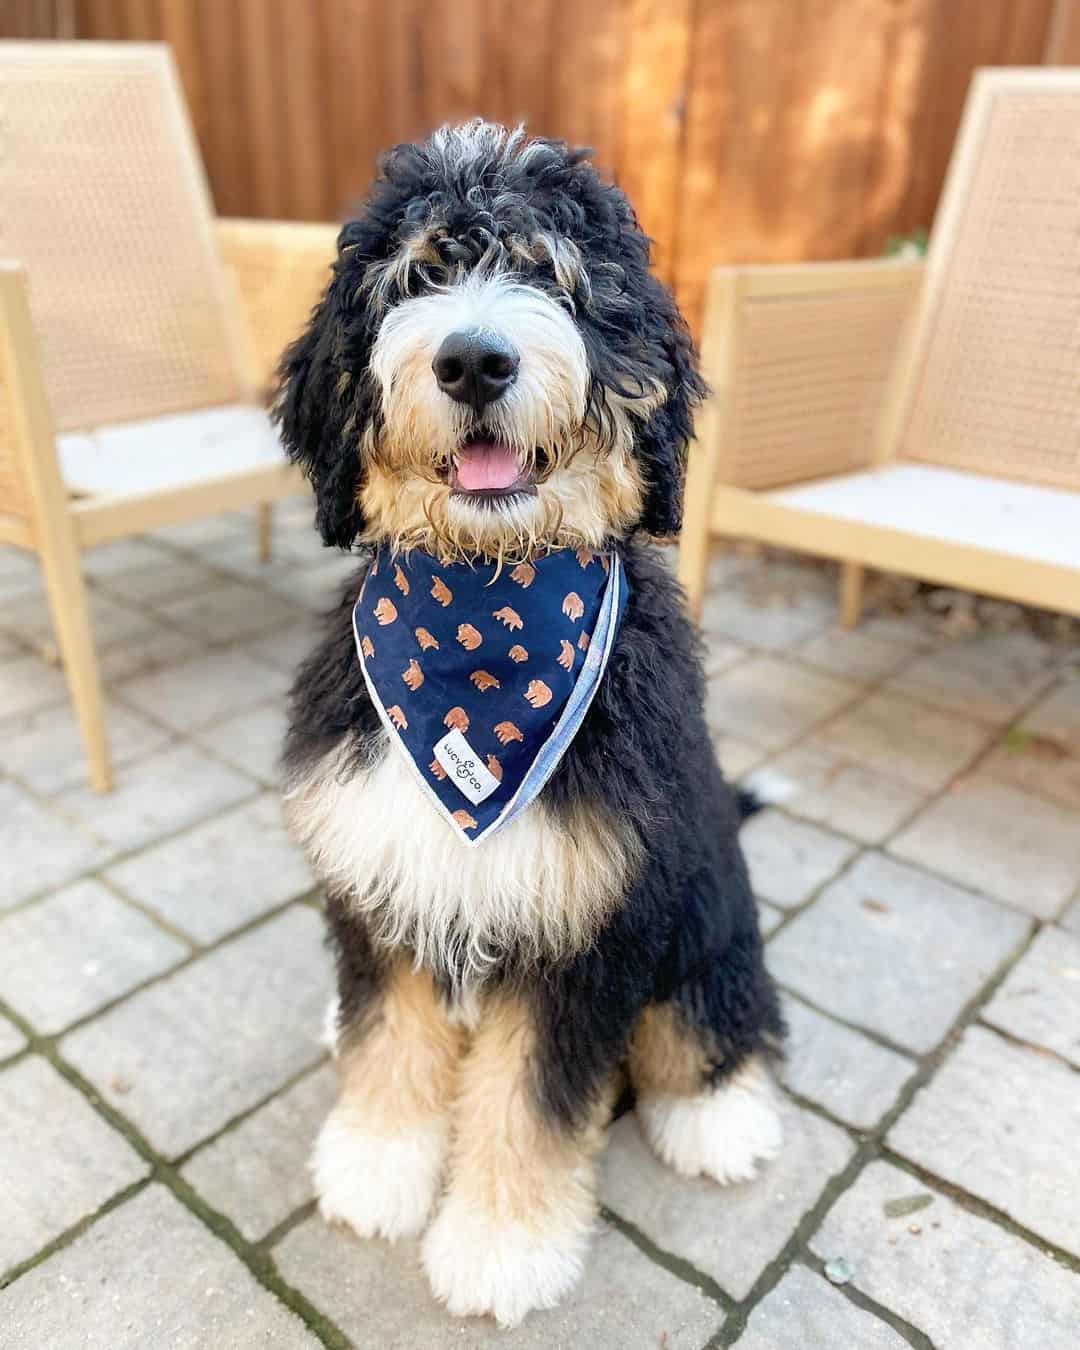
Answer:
768;463;1080;570
58;404;287;498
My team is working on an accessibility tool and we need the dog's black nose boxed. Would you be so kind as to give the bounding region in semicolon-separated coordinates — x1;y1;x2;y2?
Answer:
433;330;520;412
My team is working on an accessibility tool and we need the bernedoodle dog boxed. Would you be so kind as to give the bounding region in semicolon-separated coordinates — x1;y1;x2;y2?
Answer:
277;121;784;1327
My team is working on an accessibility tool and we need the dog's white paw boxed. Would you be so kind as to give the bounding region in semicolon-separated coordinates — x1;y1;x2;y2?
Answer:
311;1106;446;1241
421;1191;589;1327
637;1057;783;1185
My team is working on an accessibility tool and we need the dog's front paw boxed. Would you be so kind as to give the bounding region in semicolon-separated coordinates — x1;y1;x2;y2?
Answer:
311;1106;446;1241
637;1057;783;1185
421;1192;589;1327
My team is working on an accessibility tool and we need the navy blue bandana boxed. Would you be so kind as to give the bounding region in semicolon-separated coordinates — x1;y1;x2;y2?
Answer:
353;547;627;846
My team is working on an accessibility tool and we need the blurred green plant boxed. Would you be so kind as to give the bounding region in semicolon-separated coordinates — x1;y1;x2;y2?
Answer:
884;228;929;258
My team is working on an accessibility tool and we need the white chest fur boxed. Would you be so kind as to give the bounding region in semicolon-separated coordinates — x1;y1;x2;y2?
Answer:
285;736;639;980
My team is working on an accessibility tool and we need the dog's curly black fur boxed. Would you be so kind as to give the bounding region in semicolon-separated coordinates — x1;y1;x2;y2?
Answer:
276;122;783;1327
278;129;702;545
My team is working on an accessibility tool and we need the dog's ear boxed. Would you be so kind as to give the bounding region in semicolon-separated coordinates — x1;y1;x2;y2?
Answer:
635;275;708;537
275;230;375;549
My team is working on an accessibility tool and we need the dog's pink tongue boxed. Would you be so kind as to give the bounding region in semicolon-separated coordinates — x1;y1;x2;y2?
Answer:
455;442;520;491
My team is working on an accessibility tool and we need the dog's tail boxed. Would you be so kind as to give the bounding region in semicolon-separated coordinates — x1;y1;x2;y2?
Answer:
734;767;798;825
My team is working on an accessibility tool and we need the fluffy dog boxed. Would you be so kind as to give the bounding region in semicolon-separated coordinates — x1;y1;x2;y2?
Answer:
277;121;784;1327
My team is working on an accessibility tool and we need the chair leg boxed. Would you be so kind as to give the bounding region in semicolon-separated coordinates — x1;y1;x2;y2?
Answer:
37;540;112;791
256;501;273;563
677;433;724;623
840;562;865;631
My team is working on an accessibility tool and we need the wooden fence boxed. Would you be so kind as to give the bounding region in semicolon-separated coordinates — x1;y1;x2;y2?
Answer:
5;0;1077;329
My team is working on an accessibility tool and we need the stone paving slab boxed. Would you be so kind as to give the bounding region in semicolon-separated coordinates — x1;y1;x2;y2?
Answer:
599;1101;854;1300
80;536;175;577
812;689;992;792
182;1063;336;1242
152;580;305;644
115;647;291;736
56;743;256;854
740;810;858;909
884;631;1059;724
793;628;919;684
733;1263;911;1349
93;554;226;606
0;1056;146;1274
980;734;1080;812
2;588;159;652
0;652;70;722
890;775;1080;919
1020;677;1080;754
0;879;188;1035
105;793;313;945
0;699;170;796
0;1013;26;1061
754;738;928;844
887;1025;1080;1253
706;655;860;752
779;996;915;1131
981;925;1080;1067
0;780;112;912
811;1160;1080;1350
96;624;208;684
61;907;331;1158
191;701;289;784
767;852;1030;1054
267;555;362;611
275;1215;725;1349
242;619;324;674
1;1184;320;1349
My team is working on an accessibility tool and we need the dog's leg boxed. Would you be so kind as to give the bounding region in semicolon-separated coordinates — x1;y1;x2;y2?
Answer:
312;958;465;1241
421;991;613;1327
629;944;785;1185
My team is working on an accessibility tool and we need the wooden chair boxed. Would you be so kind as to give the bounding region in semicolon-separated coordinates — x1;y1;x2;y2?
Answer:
679;68;1080;630
0;43;338;790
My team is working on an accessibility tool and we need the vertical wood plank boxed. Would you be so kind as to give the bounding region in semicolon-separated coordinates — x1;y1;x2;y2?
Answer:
487;0;556;134
237;0;287;217
549;0;627;171
278;0;332;218
197;0;252;216
1044;0;1080;61
618;0;694;283
324;0;386;217
159;0;205;145
419;0;483;132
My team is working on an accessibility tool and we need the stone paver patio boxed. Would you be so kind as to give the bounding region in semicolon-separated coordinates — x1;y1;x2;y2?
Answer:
1;506;1078;1348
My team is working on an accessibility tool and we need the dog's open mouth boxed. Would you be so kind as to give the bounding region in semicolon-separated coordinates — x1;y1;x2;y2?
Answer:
448;436;539;504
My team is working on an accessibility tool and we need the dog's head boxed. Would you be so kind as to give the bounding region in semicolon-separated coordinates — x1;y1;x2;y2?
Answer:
277;122;706;559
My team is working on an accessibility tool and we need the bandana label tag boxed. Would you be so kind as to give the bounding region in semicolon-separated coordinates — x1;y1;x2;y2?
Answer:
433;728;500;805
